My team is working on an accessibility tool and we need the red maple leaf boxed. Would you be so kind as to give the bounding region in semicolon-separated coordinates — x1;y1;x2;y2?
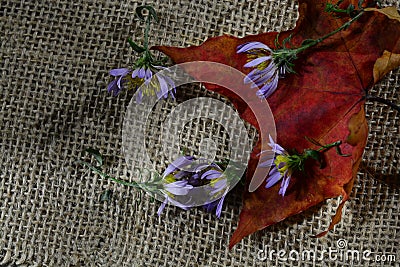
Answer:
155;0;400;248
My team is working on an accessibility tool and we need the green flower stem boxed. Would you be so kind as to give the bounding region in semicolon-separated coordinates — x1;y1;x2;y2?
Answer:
143;16;151;51
77;160;162;195
316;141;342;152
296;10;364;54
270;10;364;74
77;160;142;187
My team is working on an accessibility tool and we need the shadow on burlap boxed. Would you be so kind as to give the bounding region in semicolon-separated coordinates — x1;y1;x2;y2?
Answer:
0;0;399;266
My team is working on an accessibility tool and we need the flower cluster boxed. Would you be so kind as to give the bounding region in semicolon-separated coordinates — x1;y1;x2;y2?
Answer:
94;4;373;225
157;156;228;218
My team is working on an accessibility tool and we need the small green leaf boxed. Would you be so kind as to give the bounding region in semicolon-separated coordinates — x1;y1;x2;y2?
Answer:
128;38;145;53
305;149;321;161
325;3;334;12
282;33;293;48
335;145;351;157
85;148;103;166
100;190;113;202
274;33;281;48
347;4;355;14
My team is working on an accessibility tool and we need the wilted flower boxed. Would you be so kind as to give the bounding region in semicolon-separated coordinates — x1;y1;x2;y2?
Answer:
107;6;175;102
157;156;228;217
107;65;175;103
259;135;293;197
237;41;296;99
260;135;349;197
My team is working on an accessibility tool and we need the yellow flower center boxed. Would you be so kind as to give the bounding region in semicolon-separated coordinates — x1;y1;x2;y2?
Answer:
209;176;221;187
163;175;177;198
164;174;176;184
274;154;290;174
124;76;161;97
247;52;271;71
125;76;144;90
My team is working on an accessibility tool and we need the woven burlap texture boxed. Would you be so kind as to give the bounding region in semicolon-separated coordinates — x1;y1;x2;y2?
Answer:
0;0;399;266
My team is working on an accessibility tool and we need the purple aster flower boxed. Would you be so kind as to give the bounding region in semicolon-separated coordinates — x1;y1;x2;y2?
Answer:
237;41;289;99
107;65;175;103
259;135;292;197
157;156;227;217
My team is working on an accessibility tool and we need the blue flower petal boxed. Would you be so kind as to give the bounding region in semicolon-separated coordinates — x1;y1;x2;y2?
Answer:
117;75;124;89
268;135;285;154
215;193;226;218
257;73;278;99
163;156;194;178
259;158;274;168
244;69;263;84
138;67;146;79
164;180;193;195
157;196;168;216
250;69;276;89
145;68;153;79
193;162;211;173
131;68;140;78
244;56;272;68
265;167;281;188
107;80;118;95
279;173;291;196
201;169;222;180
237;42;272;53
109;68;130;76
156;74;169;99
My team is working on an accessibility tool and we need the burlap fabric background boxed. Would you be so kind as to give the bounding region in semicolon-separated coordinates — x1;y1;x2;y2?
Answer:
1;0;399;266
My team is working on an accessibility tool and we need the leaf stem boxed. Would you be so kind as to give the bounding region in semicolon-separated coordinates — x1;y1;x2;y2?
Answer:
77;160;142;188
